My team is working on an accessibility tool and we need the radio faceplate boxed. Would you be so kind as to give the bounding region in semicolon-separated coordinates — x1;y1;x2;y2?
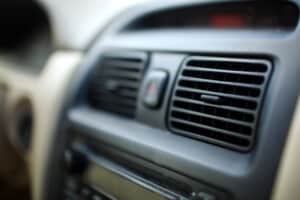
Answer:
61;137;229;200
84;154;181;200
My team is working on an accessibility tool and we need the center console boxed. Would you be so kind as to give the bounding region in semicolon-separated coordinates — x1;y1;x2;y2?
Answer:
62;135;228;200
42;1;300;200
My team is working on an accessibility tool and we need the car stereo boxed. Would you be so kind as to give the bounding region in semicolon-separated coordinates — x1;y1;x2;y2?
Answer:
61;137;229;200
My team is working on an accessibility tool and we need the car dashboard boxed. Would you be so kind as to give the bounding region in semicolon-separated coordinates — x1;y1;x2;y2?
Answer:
0;1;300;200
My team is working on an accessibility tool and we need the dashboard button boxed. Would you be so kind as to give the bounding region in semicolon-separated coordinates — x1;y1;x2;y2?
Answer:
80;186;92;199
91;194;104;200
143;70;168;108
191;191;216;200
65;177;80;193
64;149;88;175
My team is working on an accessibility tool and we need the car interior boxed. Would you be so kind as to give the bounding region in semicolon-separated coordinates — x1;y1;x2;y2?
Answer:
0;0;300;200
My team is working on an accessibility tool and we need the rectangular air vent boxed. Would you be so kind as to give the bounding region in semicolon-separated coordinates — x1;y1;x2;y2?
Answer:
168;57;272;151
87;51;147;118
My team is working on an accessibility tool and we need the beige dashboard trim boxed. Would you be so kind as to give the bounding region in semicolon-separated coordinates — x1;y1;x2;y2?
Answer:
30;52;82;200
0;52;82;200
272;97;300;200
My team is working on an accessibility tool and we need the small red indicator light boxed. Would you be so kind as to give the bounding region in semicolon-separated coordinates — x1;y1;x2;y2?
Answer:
211;14;247;28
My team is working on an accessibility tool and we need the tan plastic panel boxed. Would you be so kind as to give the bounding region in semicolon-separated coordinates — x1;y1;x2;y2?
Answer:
31;52;82;200
272;97;300;200
0;51;82;200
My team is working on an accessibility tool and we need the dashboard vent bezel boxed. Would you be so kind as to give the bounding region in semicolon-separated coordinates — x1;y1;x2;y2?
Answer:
87;51;148;118
168;56;272;152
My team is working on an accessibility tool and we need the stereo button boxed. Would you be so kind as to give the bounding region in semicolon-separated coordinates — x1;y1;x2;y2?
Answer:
191;191;216;200
64;149;88;175
80;187;92;199
91;194;104;200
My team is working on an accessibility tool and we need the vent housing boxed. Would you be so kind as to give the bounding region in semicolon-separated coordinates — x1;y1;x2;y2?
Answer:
87;51;147;118
168;56;272;151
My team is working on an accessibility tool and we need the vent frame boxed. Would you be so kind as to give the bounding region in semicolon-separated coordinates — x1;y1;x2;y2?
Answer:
87;50;148;118
168;56;272;152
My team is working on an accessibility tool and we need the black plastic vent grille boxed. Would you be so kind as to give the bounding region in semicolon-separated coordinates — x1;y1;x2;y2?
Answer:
87;51;147;118
168;57;272;151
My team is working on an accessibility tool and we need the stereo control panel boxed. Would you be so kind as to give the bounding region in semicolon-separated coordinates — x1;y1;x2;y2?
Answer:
61;136;229;200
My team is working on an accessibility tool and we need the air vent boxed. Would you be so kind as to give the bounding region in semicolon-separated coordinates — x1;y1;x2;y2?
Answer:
168;56;272;151
87;51;148;118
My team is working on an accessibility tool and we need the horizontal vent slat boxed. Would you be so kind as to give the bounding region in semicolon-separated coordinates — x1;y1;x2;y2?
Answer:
105;66;142;73
173;96;256;115
89;87;138;101
90;87;138;99
171;106;254;126
103;70;142;80
187;59;268;72
168;57;272;151
175;89;258;110
103;59;144;69
182;69;265;85
170;118;251;140
171;110;252;136
173;101;254;122
179;79;261;97
90;96;136;109
91;78;140;90
180;76;263;89
176;86;258;103
89;94;137;107
184;66;267;76
170;124;250;149
103;56;145;63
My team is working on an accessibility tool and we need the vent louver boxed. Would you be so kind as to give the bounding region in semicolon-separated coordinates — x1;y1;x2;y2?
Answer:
87;51;147;118
168;57;272;151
